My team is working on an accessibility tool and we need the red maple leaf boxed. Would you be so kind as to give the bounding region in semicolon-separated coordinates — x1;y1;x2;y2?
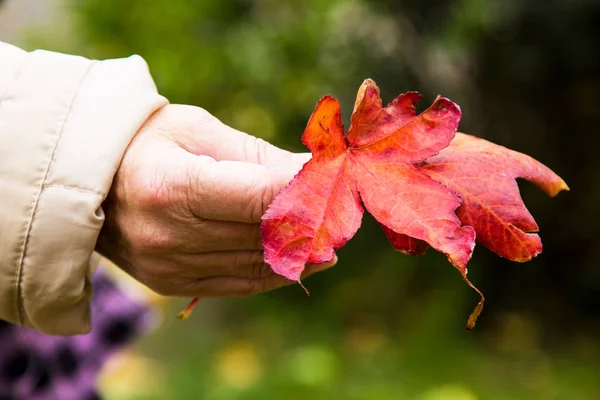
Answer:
261;79;568;329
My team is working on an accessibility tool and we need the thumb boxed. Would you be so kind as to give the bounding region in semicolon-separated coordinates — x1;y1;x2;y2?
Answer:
173;104;308;165
184;153;308;223
266;154;308;192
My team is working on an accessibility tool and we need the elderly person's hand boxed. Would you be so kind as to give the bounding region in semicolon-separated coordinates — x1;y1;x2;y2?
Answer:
97;104;335;298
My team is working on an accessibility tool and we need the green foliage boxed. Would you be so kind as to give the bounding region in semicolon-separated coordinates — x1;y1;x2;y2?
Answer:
65;0;420;149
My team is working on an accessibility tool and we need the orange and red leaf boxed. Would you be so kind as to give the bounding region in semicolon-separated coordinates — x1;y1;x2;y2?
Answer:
260;79;568;329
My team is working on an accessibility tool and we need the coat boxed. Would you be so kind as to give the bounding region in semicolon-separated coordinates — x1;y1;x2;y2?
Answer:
0;41;168;335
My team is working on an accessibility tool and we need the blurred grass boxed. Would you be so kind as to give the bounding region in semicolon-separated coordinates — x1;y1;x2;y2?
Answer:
13;0;600;398
99;270;600;400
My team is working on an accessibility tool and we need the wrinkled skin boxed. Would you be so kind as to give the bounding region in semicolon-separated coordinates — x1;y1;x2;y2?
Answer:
97;104;335;298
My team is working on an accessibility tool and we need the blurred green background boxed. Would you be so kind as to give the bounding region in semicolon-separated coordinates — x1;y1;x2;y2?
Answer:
2;0;599;399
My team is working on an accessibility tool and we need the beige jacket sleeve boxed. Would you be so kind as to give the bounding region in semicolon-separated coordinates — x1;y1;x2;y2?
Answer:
0;42;168;335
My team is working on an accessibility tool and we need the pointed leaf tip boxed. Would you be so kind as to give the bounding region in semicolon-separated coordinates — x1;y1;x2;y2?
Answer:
353;78;380;113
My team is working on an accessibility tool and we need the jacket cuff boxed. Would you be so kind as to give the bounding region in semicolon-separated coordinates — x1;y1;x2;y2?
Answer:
0;48;167;334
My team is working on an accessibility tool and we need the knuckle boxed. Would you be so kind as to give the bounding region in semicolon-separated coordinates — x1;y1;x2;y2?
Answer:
134;172;180;210
184;156;215;217
244;136;259;163
250;262;268;279
245;181;273;222
230;251;265;279
133;225;173;252
255;137;269;164
193;106;219;126
259;183;275;219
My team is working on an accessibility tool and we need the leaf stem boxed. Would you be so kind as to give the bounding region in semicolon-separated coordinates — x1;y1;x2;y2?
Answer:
177;297;199;320
463;279;485;331
297;280;310;296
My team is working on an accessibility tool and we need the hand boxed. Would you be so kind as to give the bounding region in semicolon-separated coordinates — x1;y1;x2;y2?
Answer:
97;104;336;298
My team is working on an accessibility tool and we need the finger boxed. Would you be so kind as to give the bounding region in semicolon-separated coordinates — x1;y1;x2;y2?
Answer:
181;256;337;298
169;105;312;166
184;154;303;223
308;254;338;272
173;220;262;252
171;250;271;278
